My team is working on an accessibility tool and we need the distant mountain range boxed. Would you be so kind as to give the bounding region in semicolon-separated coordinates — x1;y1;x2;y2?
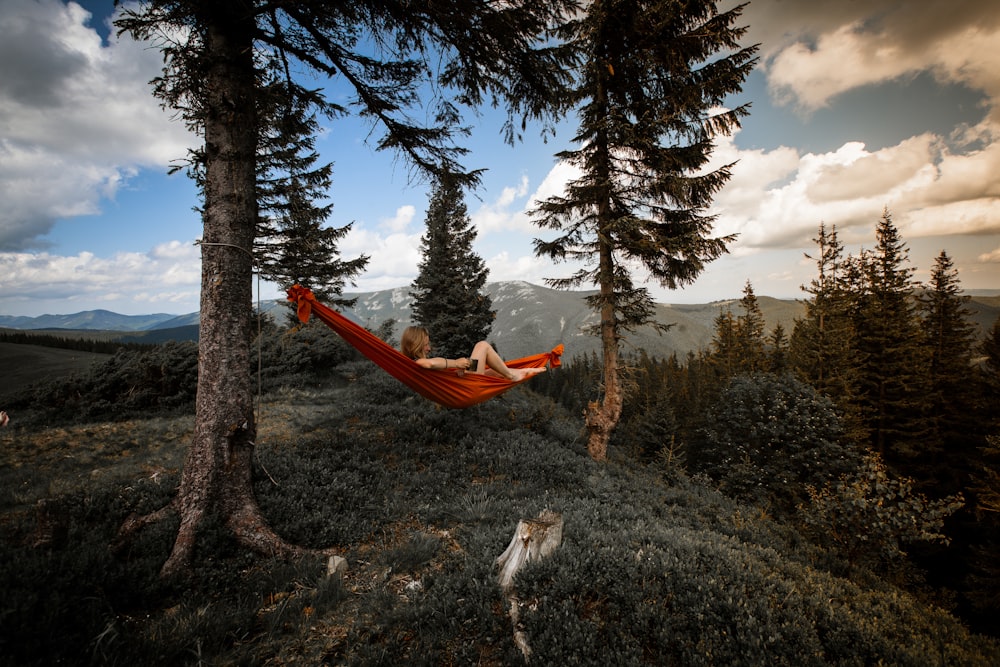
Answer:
3;281;999;360
0;309;182;332
337;281;807;359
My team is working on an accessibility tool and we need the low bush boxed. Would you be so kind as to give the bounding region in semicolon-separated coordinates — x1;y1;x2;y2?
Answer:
694;372;861;514
799;452;965;572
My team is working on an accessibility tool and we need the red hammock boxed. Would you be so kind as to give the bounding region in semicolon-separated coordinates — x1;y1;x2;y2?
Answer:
287;285;563;409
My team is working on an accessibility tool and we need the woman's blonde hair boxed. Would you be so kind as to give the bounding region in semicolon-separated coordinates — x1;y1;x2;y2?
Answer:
400;326;429;360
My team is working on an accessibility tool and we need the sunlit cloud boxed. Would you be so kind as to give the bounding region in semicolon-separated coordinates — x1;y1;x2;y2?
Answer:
342;226;421;292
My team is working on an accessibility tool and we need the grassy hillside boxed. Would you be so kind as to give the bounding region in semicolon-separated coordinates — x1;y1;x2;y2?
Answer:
1;363;997;666
0;341;111;395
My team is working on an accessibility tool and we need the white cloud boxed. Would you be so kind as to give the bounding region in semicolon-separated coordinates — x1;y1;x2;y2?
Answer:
0;0;195;250
709;113;1000;253
484;251;563;285
341;226;422;292
380;205;416;232
767;23;919;111
471;174;531;234
0;241;201;314
733;0;1000;119
471;162;585;237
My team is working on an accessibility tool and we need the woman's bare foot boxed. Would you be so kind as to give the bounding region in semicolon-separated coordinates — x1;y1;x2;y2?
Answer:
510;367;547;382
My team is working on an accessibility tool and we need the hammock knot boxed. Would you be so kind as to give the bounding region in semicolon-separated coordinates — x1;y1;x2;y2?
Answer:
287;284;316;323
548;344;565;369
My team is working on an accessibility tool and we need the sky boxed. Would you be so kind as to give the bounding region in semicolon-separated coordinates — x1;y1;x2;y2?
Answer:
0;0;998;317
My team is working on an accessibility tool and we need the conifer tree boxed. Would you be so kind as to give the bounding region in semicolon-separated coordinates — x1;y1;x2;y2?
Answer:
625;391;680;465
918;250;978;479
707;281;765;378
968;431;1000;620
254;72;368;312
767;323;790;374
532;0;758;460
709;307;739;381
735;280;766;374
965;318;1000;620
980;316;1000;437
790;223;864;444
851;209;929;464
410;176;494;359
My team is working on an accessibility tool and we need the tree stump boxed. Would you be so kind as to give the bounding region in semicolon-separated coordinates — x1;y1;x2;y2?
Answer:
495;509;563;660
31;498;68;549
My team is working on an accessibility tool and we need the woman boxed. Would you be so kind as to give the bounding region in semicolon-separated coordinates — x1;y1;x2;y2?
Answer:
400;326;545;382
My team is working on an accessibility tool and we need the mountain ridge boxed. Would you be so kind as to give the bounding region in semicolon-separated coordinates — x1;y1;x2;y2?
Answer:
3;281;998;360
0;309;177;332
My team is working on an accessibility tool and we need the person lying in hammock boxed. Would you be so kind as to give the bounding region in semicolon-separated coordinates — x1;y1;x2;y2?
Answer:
400;326;547;382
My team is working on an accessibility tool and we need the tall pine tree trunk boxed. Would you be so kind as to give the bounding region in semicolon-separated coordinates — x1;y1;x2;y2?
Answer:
584;162;622;462
159;7;318;578
582;74;623;463
585;289;622;462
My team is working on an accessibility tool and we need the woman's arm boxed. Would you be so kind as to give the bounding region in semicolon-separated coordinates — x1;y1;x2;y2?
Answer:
415;357;450;370
415;357;469;370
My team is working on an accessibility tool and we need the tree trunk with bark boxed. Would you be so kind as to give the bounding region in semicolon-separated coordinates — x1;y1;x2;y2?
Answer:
585;293;623;463
118;6;331;579
161;9;256;578
584;142;623;462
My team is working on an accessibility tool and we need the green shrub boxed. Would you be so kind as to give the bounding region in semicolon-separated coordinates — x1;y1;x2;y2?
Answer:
3;341;199;425
799;452;965;572
695;373;861;513
512;497;990;666
255;317;360;389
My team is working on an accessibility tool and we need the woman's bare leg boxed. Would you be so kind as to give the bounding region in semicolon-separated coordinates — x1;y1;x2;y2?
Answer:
471;341;545;381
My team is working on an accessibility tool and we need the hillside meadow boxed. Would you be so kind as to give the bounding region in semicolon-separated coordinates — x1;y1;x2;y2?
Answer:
1;355;998;666
0;341;111;395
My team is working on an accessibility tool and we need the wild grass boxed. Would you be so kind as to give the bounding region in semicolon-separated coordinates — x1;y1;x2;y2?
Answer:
1;366;998;666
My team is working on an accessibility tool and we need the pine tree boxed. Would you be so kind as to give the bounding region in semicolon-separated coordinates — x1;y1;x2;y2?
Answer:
532;0;758;460
767;323;790;374
918;250;978;483
966;320;1000;621
980;316;1000;437
967;434;1000;619
254;71;368;312
410;177;494;359
707;281;766;378
627;391;681;465
709;307;739;381
735;280;766;374
790;223;865;444
851;209;929;464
